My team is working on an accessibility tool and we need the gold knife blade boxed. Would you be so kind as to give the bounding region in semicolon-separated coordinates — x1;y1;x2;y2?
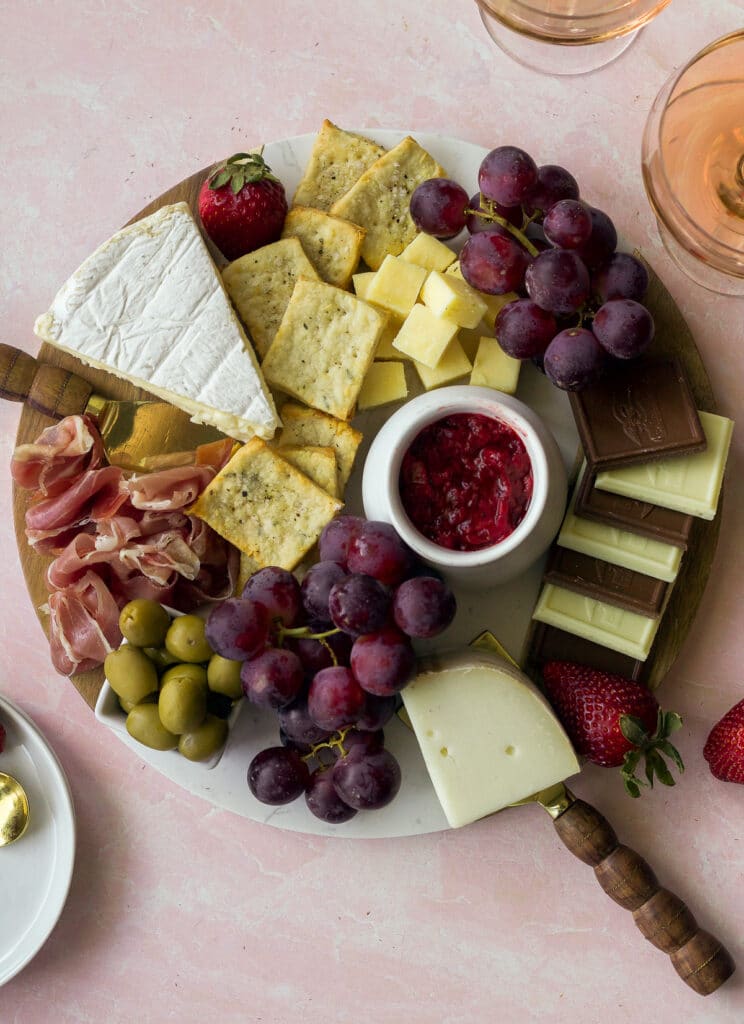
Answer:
1;344;226;470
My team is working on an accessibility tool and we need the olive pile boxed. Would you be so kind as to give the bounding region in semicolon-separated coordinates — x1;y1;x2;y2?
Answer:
104;599;243;762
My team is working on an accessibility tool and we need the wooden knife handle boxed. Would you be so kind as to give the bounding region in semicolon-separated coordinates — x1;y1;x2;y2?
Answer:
0;343;93;419
552;797;734;995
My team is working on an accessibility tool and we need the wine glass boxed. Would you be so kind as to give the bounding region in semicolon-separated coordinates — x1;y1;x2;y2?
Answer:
475;0;673;76
642;30;744;297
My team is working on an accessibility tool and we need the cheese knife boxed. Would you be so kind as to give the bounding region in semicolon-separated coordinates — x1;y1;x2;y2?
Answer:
0;343;226;470
404;637;735;996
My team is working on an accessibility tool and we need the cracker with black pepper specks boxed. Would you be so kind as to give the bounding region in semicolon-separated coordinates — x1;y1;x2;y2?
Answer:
222;238;319;359
292;120;386;212
189;437;342;570
330;137;447;270
276;402;362;489
281;206;365;289
261;277;385;420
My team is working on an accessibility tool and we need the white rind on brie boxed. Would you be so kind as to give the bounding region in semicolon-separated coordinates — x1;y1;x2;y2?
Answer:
34;202;279;442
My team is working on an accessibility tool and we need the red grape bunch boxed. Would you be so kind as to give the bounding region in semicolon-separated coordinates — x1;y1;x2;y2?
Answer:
204;516;457;825
409;146;654;392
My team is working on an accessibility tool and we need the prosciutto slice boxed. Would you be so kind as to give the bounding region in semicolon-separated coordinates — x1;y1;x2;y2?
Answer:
128;465;215;511
13;416;240;676
11;415;103;497
25;466;128;551
46;571;122;676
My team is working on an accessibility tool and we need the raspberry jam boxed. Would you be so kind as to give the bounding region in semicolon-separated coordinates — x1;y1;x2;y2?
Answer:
398;413;533;551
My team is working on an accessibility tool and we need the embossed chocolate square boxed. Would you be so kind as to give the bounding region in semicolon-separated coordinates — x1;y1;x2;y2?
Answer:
543;547;668;618
569;359;706;471
574;465;694;549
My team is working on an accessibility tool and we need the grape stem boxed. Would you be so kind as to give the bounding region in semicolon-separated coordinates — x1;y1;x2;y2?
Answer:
466;196;540;258
302;726;351;764
278;624;341;642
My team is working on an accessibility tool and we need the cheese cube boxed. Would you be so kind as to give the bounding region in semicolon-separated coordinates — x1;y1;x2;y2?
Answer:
403;653;580;828
446;262;518;330
353;272;407;359
367;255;428;319
357;361;408;410
392;303;459;367
400;233;457;273
375;316;408;360
414;337;472;390
352;271;375;299
470;337;521;394
421;271;487;329
458;321;490;362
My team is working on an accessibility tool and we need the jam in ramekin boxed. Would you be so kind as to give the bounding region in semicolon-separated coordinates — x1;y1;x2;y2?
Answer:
398;412;533;551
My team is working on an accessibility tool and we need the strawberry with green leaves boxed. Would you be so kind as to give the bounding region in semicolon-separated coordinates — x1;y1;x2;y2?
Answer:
198;152;287;261
542;661;684;798
704;699;744;783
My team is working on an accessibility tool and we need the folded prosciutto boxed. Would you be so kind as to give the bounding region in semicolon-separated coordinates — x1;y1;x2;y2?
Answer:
12;415;239;676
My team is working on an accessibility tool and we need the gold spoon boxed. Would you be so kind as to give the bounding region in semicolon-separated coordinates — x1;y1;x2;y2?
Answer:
0;772;30;846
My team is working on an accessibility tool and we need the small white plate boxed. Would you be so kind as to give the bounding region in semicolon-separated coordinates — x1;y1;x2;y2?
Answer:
0;695;76;987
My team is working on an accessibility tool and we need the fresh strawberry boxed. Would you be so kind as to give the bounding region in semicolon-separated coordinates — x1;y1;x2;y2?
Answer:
198;152;287;261
704;699;744;783
542;661;684;798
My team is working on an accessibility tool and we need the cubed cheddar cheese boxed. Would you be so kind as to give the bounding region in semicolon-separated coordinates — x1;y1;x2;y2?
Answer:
400;233;457;273
414;338;472;390
392;303;459;368
351;271;375;300
470;337;521;395
421;271;487;329
358;361;408;410
367;254;428;319
446;262;518;330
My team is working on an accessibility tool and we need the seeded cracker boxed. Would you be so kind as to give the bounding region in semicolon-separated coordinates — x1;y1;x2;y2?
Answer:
330;137;448;270
261;277;385;421
222;237;319;359
189;438;343;570
276;402;362;489
281;206;365;289
292;120;387;212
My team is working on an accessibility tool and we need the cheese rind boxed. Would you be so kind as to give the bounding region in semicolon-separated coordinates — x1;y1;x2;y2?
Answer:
403;652;580;829
35;202;279;442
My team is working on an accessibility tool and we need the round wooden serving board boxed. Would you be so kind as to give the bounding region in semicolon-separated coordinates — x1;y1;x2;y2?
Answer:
12;159;720;710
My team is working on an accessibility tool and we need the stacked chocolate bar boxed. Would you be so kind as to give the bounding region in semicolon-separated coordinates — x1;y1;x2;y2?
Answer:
529;359;734;681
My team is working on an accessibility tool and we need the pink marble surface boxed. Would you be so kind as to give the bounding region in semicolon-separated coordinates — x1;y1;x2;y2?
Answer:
2;1;743;1020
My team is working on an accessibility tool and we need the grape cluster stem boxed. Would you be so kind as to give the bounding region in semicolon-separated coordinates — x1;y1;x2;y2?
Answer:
465;196;540;258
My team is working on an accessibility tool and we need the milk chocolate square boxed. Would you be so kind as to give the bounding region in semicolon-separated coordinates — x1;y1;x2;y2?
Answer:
574;466;694;549
544;547;667;618
569;359;706;471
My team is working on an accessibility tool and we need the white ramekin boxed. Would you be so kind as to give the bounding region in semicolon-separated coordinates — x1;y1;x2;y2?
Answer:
362;386;567;588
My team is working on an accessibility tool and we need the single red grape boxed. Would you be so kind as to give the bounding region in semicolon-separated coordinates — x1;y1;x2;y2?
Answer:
410;178;469;239
543;328;607;391
248;747;310;805
479;146;538;208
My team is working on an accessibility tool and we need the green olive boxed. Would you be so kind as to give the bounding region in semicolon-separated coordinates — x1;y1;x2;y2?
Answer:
178;715;229;762
160;663;208;690
207;654;243;700
158;676;207;734
105;645;159;705
164;615;212;663
119;599;171;648
126;703;178;750
143;646;180;671
118;693;157;714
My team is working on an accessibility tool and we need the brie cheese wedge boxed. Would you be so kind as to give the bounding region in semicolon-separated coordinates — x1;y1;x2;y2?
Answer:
34;202;279;442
